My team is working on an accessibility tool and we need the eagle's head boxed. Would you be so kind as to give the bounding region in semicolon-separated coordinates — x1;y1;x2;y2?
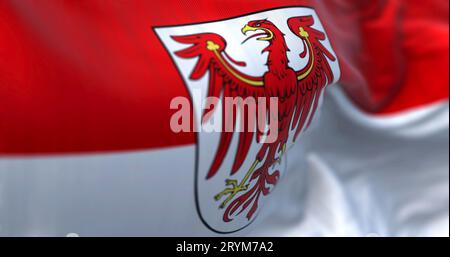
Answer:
241;19;280;44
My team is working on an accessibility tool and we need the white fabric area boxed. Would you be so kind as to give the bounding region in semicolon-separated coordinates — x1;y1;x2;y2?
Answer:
250;86;449;237
0;86;447;236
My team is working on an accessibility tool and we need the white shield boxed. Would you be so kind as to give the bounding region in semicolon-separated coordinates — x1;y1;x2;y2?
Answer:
155;7;340;233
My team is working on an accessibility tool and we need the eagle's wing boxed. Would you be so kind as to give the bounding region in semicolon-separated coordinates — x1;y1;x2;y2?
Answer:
287;16;336;141
172;33;267;178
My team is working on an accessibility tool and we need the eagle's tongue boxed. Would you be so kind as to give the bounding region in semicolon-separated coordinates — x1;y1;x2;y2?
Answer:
242;32;267;44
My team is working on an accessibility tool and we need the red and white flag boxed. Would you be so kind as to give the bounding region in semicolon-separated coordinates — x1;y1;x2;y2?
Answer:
0;0;448;236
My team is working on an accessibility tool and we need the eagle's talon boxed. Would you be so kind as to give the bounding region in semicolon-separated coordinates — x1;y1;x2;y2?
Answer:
225;179;238;186
215;180;249;208
214;159;259;209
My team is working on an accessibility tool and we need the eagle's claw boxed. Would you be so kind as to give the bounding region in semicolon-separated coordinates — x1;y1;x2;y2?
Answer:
214;180;249;209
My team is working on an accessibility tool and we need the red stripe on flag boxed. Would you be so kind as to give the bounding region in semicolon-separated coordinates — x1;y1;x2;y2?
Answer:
1;0;448;154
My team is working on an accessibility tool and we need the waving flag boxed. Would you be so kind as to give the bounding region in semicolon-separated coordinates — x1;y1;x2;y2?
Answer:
0;0;448;236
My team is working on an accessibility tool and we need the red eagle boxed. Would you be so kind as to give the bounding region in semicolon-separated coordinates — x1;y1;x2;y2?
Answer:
172;16;336;222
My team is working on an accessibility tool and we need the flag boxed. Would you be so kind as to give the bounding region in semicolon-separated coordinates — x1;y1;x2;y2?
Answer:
0;0;448;236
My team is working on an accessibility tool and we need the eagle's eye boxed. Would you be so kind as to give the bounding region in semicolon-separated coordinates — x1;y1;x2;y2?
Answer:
255;23;261;27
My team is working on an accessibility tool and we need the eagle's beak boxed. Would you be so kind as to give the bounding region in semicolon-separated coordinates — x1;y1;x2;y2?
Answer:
241;24;274;44
241;24;256;35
